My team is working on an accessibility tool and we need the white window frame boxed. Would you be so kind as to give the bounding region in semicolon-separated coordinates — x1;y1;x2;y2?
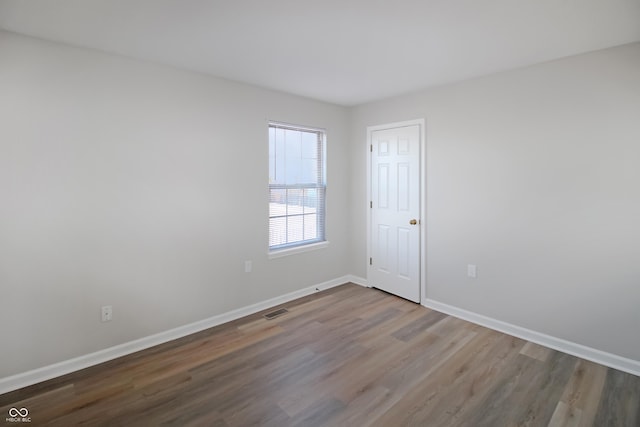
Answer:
268;121;328;257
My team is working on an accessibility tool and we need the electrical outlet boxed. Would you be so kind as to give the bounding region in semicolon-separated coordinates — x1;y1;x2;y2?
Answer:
101;305;113;322
244;260;252;273
467;264;477;279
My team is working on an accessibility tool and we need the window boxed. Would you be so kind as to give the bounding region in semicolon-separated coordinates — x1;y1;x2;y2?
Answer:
269;122;326;251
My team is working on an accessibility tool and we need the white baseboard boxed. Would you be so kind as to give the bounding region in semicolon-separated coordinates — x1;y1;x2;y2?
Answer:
0;276;352;395
8;280;632;396
423;298;640;377
345;275;368;287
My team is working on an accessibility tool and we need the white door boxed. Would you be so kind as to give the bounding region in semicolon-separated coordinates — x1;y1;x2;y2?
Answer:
369;124;421;302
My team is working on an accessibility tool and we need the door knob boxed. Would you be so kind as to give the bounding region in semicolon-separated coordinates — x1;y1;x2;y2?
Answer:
409;219;417;225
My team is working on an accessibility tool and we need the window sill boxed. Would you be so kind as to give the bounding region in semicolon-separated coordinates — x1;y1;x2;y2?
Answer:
268;241;330;259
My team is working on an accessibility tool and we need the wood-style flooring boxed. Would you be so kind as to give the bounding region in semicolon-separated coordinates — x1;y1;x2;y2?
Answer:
1;283;639;426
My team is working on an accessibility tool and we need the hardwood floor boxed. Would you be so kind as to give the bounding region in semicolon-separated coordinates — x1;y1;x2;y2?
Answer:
1;283;639;426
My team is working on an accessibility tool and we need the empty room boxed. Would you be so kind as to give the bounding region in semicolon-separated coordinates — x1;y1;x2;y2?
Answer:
1;1;639;425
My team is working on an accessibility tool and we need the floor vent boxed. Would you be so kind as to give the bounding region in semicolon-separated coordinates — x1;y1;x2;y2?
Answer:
263;308;288;320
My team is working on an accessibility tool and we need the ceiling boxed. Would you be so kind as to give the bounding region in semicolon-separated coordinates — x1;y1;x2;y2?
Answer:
1;0;639;106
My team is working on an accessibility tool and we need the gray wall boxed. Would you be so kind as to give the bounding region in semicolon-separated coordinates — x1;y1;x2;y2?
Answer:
350;42;640;361
0;31;351;377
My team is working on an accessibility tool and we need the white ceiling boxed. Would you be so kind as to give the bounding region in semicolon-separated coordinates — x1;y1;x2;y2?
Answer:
1;0;639;106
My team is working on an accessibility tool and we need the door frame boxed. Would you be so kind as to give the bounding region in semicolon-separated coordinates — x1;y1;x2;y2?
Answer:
366;119;426;303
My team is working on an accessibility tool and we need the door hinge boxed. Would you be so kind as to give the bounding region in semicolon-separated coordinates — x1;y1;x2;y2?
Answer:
370;144;373;152
369;257;372;265
370;201;372;208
